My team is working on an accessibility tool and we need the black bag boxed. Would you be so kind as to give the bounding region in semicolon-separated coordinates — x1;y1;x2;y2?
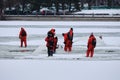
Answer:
21;31;26;36
67;32;72;41
92;39;96;47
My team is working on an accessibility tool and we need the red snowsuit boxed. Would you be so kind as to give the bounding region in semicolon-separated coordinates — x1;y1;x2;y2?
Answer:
45;36;54;48
68;28;73;47
69;29;73;41
53;37;58;53
19;27;27;47
86;35;96;57
45;30;55;56
62;33;72;52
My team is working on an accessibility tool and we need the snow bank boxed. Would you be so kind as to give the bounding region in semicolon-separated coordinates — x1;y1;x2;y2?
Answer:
73;9;120;15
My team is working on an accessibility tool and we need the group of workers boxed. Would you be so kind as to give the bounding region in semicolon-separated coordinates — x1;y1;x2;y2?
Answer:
19;27;96;57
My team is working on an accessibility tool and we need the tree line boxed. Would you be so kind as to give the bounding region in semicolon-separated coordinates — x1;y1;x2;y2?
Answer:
0;0;120;19
2;0;118;11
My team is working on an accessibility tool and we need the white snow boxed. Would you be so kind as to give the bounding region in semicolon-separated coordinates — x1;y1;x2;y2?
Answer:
0;60;120;80
73;9;120;15
0;20;120;80
0;27;120;37
0;21;120;27
0;21;120;46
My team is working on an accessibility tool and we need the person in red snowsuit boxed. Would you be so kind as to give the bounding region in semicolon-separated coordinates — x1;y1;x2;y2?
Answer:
68;28;73;41
45;29;56;56
62;28;73;52
68;28;73;50
86;33;96;57
62;33;72;52
53;36;58;53
62;33;68;51
19;27;27;47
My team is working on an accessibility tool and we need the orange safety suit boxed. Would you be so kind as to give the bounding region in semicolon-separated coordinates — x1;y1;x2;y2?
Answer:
86;34;96;57
19;27;27;47
62;33;72;52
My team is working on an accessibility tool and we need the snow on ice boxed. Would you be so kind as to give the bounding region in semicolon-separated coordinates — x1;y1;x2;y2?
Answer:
0;21;120;60
0;21;120;80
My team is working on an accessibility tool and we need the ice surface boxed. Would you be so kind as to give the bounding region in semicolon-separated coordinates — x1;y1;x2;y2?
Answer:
0;21;120;60
0;21;120;80
0;60;120;80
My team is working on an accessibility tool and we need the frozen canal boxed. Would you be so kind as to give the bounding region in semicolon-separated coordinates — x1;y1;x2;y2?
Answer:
0;21;120;60
0;21;120;80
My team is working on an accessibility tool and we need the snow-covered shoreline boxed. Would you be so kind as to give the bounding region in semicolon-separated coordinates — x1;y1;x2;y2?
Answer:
73;9;120;15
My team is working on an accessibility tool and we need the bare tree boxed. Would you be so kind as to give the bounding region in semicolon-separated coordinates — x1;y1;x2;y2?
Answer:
107;0;112;8
88;0;92;10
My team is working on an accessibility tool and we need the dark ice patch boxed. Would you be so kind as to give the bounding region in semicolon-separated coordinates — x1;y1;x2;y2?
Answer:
9;49;35;52
105;50;115;53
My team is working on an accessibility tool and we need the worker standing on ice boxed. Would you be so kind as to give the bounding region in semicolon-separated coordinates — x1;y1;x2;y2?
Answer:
53;36;58;53
62;28;73;52
68;28;74;50
49;28;58;53
45;28;55;57
86;33;96;57
62;33;70;51
19;27;27;47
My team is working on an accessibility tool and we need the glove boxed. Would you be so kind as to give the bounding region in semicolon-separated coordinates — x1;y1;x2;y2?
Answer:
87;45;89;48
64;42;66;44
